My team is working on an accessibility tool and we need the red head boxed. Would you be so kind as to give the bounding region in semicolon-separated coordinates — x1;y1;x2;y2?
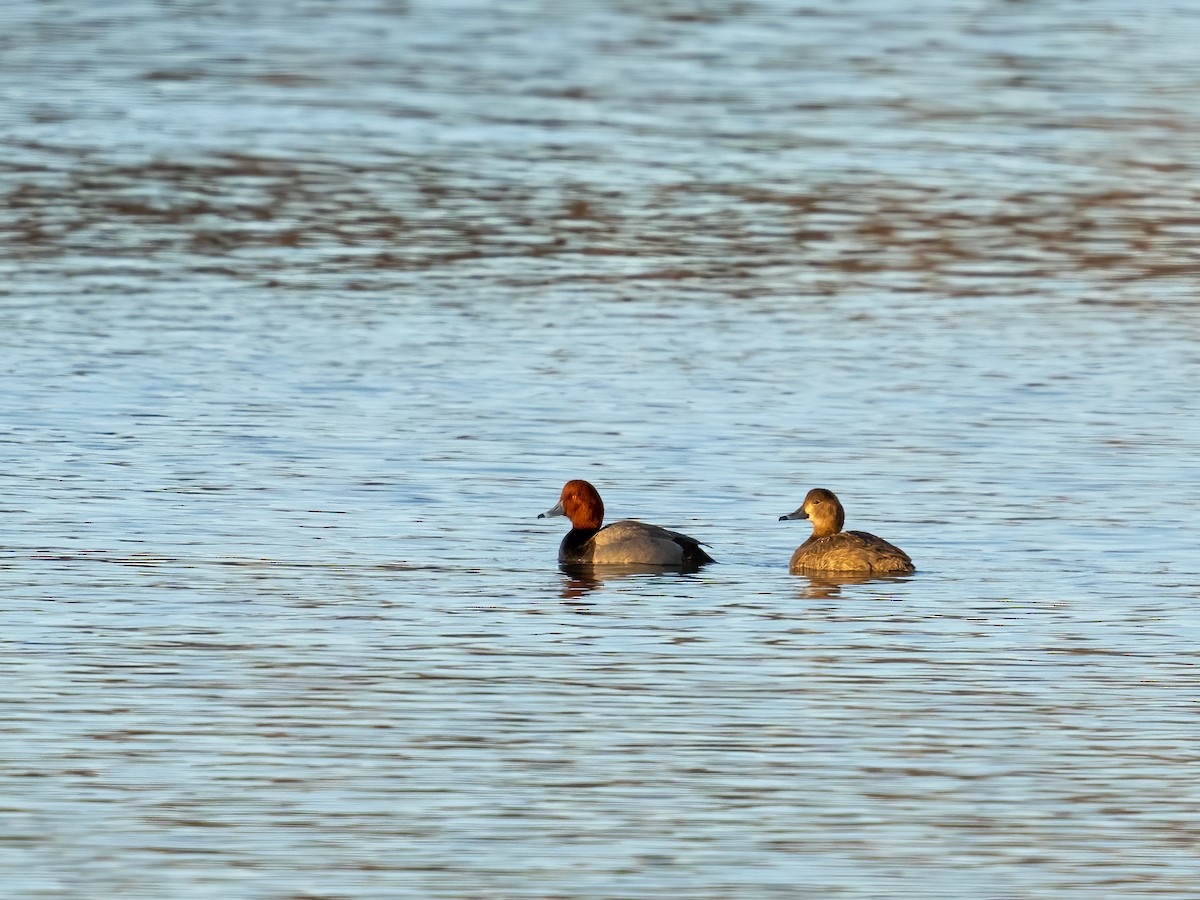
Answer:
541;479;605;530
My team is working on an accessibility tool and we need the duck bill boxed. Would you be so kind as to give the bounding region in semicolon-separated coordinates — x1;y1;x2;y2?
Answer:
778;507;809;521
539;500;565;519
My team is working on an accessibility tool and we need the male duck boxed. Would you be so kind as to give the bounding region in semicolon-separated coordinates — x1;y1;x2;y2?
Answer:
540;479;713;569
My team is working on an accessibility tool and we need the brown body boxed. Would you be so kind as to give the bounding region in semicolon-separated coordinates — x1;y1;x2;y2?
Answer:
540;479;714;569
780;488;914;575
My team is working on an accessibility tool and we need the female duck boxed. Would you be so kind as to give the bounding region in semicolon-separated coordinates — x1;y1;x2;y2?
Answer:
540;479;713;569
779;488;914;575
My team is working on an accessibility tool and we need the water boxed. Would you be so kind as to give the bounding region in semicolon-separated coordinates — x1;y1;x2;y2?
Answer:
3;1;1200;896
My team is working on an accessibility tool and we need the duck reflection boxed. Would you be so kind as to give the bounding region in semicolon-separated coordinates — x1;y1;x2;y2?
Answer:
556;563;705;601
794;571;914;600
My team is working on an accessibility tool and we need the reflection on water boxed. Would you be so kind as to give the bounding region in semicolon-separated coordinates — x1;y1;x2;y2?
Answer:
556;563;715;601
4;0;1200;896
5;2;1200;303
791;572;915;601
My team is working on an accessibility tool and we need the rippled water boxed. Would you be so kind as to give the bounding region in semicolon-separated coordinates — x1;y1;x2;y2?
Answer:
4;1;1200;896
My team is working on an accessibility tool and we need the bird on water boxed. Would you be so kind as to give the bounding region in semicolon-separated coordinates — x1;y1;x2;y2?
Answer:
779;488;914;575
540;479;714;569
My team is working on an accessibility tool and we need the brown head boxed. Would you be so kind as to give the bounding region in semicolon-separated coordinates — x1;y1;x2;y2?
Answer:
779;487;845;537
539;479;605;530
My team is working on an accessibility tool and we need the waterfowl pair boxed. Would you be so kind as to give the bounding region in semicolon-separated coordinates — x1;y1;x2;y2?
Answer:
540;480;913;575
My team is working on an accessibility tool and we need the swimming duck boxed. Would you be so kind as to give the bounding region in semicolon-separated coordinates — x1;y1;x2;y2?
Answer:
779;488;914;575
539;479;714;569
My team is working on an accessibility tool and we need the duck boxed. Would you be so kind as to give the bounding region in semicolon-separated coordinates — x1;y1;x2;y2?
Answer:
779;488;914;575
539;479;714;569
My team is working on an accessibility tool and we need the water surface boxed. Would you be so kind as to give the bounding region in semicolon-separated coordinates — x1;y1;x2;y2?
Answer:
3;1;1200;897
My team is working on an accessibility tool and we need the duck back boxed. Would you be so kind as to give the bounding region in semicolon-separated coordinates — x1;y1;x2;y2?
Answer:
562;520;714;569
789;530;914;575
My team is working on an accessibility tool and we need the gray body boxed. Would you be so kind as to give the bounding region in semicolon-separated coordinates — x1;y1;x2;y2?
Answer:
560;520;714;568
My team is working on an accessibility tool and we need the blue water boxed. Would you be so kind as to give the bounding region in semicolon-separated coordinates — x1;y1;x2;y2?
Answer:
3;1;1200;897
